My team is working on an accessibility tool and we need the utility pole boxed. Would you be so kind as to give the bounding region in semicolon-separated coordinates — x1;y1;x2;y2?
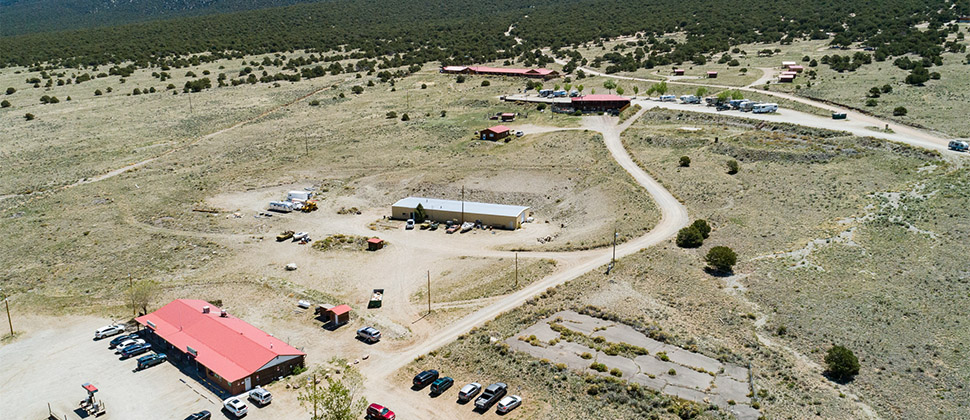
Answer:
514;253;519;288
460;186;465;224
129;273;135;317
612;229;618;267
312;373;317;419
2;289;12;337
427;271;432;315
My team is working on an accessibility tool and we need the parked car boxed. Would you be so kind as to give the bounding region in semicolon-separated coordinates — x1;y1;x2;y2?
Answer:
223;397;248;417
109;333;138;349
120;342;152;359
405;219;415;230
949;140;969;152
515;131;524;137
496;395;522;414
412;369;439;389
114;338;146;353
357;326;381;343
94;324;125;339
248;386;272;406
366;403;396;420
430;376;454;396
184;411;211;420
136;353;167;370
458;382;482;402
474;382;507;410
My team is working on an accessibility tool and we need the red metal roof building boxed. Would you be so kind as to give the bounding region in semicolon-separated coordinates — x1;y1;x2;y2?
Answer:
441;66;559;80
481;125;512;141
570;95;631;113
136;299;305;395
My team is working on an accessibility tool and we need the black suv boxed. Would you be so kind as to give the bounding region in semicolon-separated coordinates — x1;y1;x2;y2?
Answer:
474;382;507;410
412;369;439;389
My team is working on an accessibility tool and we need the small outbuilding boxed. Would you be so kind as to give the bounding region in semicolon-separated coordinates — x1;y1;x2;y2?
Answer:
367;238;384;251
779;75;795;83
673;69;685;75
781;61;797;68
788;65;804;72
316;304;352;326
481;125;512;141
500;112;516;121
707;71;718;78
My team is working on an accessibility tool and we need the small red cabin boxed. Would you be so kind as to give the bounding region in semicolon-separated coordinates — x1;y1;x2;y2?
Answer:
481;125;512;141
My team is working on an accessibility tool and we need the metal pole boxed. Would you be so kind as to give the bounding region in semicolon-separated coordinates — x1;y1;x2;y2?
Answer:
515;253;518;288
460;186;465;224
4;298;11;336
129;273;135;317
612;229;617;266
312;373;317;419
427;271;431;314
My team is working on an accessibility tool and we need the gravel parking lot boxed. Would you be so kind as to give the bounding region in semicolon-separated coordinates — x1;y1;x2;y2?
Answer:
0;316;303;420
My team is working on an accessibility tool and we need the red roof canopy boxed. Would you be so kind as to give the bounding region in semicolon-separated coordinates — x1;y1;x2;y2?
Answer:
367;238;383;244
500;113;515;117
484;125;511;133
330;304;352;316
82;383;98;393
136;300;304;382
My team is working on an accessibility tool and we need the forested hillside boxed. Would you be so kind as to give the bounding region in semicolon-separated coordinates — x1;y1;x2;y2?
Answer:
1;0;967;71
0;0;323;36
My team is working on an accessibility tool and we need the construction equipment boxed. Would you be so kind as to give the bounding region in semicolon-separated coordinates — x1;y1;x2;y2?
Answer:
300;201;318;212
368;289;385;308
276;230;295;242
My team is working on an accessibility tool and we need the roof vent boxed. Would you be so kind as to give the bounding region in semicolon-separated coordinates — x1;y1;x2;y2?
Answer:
220;309;228;317
202;306;210;314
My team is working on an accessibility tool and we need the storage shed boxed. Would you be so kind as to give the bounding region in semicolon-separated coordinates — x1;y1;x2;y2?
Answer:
500;113;516;121
317;304;352;326
391;197;530;230
367;238;384;251
707;71;718;78
481;125;512;141
673;68;685;75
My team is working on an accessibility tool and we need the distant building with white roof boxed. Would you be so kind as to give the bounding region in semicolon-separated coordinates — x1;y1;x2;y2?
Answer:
391;197;530;230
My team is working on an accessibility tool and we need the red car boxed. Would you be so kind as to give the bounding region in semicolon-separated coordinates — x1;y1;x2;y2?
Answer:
366;403;396;420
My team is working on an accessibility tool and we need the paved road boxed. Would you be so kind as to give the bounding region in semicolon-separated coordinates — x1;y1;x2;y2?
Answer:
357;109;689;418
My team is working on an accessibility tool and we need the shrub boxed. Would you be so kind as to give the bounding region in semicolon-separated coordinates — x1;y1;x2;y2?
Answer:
580;352;592;359
456;75;466;83
777;325;787;336
824;345;860;381
351;86;364;94
481;80;490;87
25;113;35;120
367;80;374;86
679;156;691;167
400;113;410;121
0;99;9;108
705;246;737;273
865;98;877;107
690;220;711;239
893;106;907;116
657;351;670;362
536;103;547;111
668;368;677;375
590;362;607;372
440;110;446;117
881;84;892;93
309;100;320;106
610;368;623;377
5;87;15;95
386;111;397;119
675;227;704;248
726;159;739;174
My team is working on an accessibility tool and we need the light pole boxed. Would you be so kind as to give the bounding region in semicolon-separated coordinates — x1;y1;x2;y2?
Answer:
612;229;618;266
1;288;12;337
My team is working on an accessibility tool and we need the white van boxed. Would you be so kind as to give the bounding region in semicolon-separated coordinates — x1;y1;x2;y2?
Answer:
948;140;969;152
753;103;778;113
268;201;294;213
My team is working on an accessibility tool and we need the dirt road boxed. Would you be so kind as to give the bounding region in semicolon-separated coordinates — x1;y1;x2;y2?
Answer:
356;109;689;418
552;59;958;153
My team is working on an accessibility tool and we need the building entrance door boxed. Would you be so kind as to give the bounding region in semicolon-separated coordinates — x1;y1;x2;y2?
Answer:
245;377;252;391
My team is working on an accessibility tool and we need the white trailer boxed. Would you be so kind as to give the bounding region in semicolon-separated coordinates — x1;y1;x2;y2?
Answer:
659;95;676;102
287;191;312;202
269;201;294;213
753;103;778;113
679;95;700;104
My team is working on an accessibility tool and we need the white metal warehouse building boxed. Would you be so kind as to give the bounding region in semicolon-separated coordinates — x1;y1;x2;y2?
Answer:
391;197;530;230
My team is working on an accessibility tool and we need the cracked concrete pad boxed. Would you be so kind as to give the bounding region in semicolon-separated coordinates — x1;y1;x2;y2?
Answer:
726;404;762;420
629;373;668;391
712;376;751;404
514;321;560;342
722;363;749;382
663;384;709;404
590;325;666;353
634;355;684;376
663;346;723;373
552;311;615;335
594;351;641;378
